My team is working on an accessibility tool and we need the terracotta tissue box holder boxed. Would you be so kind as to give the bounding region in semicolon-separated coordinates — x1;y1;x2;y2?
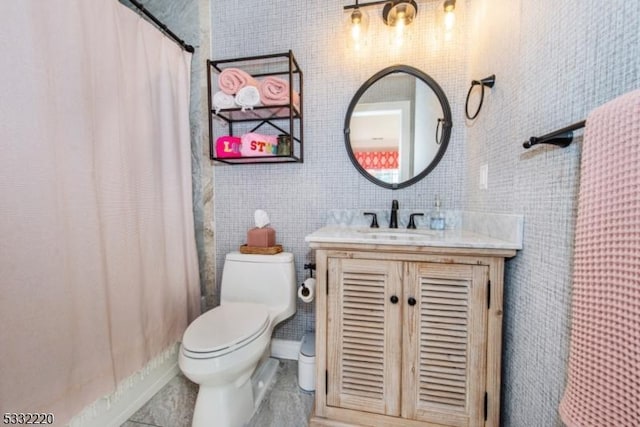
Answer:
247;227;275;246
240;227;283;254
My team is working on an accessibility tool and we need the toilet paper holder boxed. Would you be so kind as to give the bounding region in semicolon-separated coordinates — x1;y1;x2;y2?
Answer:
300;283;312;298
303;263;316;277
299;263;317;299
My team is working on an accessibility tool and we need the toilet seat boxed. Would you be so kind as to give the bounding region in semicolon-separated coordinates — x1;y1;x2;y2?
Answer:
182;302;269;359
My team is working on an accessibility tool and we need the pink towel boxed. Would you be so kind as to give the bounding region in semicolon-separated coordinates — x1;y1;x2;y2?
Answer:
218;68;258;95
559;89;640;426
258;76;300;110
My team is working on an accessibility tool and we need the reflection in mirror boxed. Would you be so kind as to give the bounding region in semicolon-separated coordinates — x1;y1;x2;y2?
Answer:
345;65;452;189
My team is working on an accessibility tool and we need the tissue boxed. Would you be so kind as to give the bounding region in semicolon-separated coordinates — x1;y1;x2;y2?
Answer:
298;278;316;303
254;210;270;228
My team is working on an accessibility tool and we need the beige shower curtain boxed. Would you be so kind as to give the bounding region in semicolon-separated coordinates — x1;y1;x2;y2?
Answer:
0;0;200;423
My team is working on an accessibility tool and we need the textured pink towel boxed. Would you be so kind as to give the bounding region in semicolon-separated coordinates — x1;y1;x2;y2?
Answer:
258;76;300;110
218;67;258;95
559;89;640;426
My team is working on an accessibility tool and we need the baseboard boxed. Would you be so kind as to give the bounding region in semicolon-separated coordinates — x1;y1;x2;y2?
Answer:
68;344;179;427
270;338;301;360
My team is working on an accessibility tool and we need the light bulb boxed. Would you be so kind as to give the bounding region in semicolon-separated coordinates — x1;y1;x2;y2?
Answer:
397;10;407;24
443;0;456;30
394;10;406;47
395;23;404;46
351;9;362;41
444;10;455;30
346;7;368;50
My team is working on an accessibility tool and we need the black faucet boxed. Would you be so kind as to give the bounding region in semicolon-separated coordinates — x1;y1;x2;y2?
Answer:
389;200;399;228
363;212;379;228
407;213;424;229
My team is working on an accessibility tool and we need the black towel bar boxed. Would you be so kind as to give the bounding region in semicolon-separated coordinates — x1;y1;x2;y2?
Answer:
523;120;586;149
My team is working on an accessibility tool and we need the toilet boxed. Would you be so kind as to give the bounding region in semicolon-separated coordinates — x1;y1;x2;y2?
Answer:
179;252;297;427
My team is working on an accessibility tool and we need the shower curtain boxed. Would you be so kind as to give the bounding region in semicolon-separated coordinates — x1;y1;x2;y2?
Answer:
0;0;200;424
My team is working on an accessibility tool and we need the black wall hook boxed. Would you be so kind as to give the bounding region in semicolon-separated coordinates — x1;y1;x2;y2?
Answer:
476;75;496;88
465;74;496;120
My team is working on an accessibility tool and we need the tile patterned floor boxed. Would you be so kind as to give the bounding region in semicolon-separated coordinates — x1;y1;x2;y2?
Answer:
122;359;314;427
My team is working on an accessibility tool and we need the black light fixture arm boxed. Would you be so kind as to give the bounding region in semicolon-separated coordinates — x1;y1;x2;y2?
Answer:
128;0;195;53
344;0;392;11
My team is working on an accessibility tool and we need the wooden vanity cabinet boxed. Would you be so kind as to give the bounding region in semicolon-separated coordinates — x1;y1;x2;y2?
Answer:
309;245;516;427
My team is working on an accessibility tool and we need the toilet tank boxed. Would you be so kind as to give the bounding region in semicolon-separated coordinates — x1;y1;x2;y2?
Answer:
220;252;296;323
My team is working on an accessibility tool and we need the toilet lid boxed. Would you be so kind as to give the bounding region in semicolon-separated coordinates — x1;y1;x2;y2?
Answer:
182;302;269;354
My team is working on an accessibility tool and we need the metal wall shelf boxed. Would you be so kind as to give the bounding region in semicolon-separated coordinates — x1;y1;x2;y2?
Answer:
207;51;303;164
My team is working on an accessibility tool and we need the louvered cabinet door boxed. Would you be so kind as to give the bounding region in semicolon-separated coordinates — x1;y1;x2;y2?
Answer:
402;262;489;426
326;257;403;417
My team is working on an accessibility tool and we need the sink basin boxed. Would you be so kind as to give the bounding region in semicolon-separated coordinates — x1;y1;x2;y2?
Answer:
356;228;437;239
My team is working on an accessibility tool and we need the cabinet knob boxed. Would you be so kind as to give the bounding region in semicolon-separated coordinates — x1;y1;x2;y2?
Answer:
390;295;399;304
408;297;417;306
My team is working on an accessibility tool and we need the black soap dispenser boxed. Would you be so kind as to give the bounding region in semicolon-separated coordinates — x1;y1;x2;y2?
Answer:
429;195;445;230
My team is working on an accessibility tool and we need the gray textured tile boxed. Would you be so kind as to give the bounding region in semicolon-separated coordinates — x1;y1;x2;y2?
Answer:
270;359;302;394
120;422;160;427
246;389;314;427
464;1;640;426
247;360;314;427
125;360;314;427
127;374;198;427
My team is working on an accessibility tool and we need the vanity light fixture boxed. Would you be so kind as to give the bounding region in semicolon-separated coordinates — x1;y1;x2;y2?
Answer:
345;0;456;47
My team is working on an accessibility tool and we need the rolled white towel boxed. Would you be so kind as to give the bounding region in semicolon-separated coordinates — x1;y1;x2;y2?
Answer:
213;90;236;114
235;86;261;111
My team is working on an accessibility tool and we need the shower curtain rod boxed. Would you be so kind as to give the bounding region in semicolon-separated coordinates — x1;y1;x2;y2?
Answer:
523;120;586;149
128;0;195;53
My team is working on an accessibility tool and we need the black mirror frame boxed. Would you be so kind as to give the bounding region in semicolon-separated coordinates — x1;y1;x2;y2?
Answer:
344;65;453;190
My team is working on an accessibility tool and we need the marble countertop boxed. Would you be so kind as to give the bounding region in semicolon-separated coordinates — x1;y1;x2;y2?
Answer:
305;226;522;250
306;210;524;251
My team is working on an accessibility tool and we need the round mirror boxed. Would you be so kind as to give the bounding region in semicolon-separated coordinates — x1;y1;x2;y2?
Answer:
344;65;452;189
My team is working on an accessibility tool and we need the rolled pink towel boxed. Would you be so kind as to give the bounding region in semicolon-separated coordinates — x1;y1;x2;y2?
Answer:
258;76;300;109
218;68;258;95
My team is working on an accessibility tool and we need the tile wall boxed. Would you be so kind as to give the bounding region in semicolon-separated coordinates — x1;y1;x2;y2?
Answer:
210;0;472;339
465;0;640;425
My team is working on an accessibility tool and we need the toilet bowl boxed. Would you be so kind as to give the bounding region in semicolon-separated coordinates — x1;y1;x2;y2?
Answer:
179;252;296;427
